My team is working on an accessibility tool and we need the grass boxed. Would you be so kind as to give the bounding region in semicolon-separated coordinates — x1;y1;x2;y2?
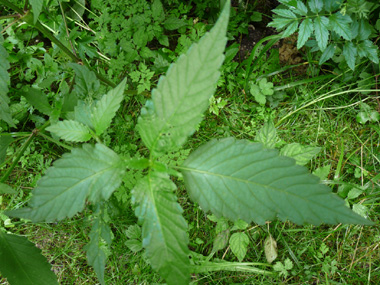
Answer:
1;1;380;284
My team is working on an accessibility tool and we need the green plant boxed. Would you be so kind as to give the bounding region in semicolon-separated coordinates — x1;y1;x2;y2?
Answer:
268;0;379;70
0;1;375;284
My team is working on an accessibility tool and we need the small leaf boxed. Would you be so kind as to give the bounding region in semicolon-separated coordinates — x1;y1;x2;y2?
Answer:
297;18;314;49
359;40;379;64
30;0;44;24
125;224;141;239
46;120;92;142
132;172;190;285
292;0;308;16
250;84;266;105
255;121;277;149
74;101;94;129
69;63;100;98
264;235;277;264
268;18;294;30
329;12;352;40
212;230;230;253
7;144;125;222
319;44;336;65
258;79;274;96
280;143;321;165
358;19;372;41
232;219;249;230
308;0;323;13
125;239;143;253
163;16;188;30
314;16;329;51
84;218;112;285
22;88;52;116
0;231;58;284
282;20;299;38
343;41;357;70
313;165;331;181
181;138;373;225
0;183;16;194
152;0;165;22
272;9;297;18
230;232;249;262
91;78;127;135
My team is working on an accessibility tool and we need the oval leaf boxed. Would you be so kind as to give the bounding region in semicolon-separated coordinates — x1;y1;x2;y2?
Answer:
230;232;249;262
181;138;373;225
46;120;92;142
264;235;277;264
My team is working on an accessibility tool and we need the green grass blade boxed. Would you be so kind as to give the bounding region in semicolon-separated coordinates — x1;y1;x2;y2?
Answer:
132;172;189;284
137;1;230;156
181;138;373;226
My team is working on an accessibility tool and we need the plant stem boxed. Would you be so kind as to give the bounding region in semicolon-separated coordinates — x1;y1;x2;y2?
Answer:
0;130;37;183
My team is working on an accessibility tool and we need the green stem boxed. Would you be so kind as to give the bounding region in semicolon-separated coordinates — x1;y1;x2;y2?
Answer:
0;131;37;183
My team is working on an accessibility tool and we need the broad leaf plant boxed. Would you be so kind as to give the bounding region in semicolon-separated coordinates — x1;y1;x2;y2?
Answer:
2;1;373;284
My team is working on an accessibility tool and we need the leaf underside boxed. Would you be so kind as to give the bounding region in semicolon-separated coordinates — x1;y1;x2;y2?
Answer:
132;172;190;285
7;144;125;222
137;2;230;156
181;138;373;226
0;231;58;285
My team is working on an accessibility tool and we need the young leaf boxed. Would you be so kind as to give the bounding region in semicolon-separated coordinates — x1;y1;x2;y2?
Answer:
0;231;58;284
343;41;357;70
297;18;314;49
314;16;329;51
132;172;189;285
230;232;249;262
137;2;229;156
69;63;100;98
7;144;125;222
22;88;53;116
255;121;277;149
264;235;277;264
280;143;321;165
0;34;15;127
91;78;127;135
30;0;43;24
0;183;16;194
272;9;297;19
329;12;352;40
308;0;323;13
282;20;299;38
46;120;92;142
84;218;113;285
181;138;373;225
319;44;336;65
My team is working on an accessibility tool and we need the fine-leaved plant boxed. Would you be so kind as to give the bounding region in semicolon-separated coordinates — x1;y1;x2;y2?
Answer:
268;0;379;70
2;1;374;284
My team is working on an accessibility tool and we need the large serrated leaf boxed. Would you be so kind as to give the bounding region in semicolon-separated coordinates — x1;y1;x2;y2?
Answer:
181;138;373;226
91;78;127;135
0;231;58;285
7;144;125;222
84;217;112;285
137;2;229;156
132;172;189;285
329;12;352;40
46;120;92;142
298;18;314;49
314;16;329;51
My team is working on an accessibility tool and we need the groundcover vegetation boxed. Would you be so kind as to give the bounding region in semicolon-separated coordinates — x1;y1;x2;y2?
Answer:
0;0;379;284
